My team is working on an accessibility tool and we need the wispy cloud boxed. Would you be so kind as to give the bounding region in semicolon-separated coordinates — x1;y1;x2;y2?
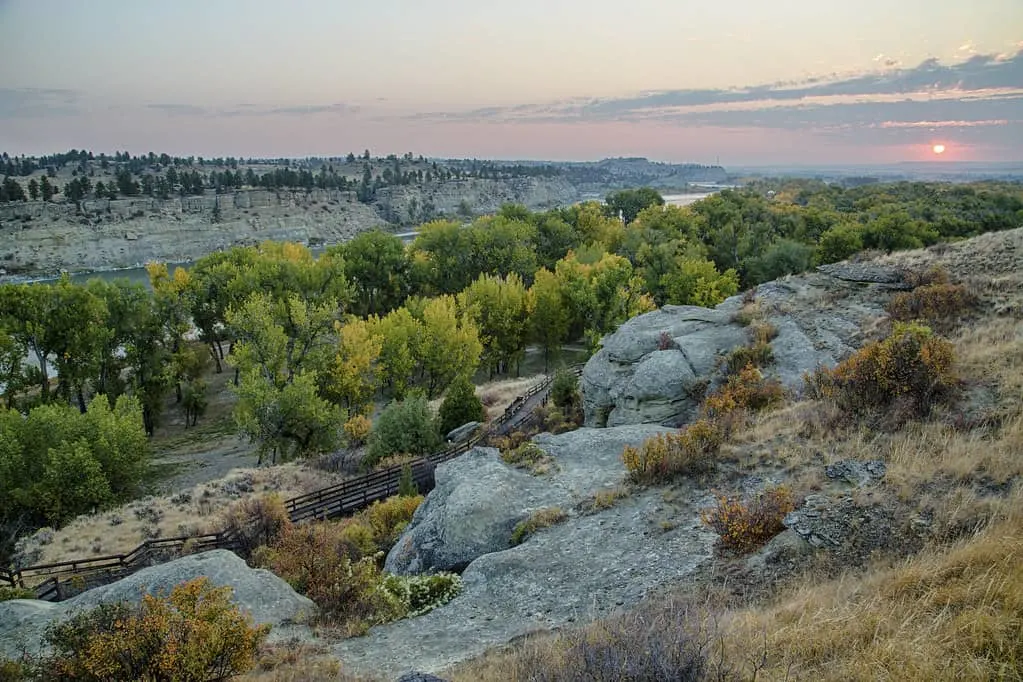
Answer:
0;88;82;119
146;102;356;118
407;50;1023;146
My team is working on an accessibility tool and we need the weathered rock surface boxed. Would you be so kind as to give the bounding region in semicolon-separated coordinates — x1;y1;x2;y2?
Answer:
444;421;482;443
0;549;316;659
0;177;581;277
340;425;716;677
583;264;902;427
385;425;669;575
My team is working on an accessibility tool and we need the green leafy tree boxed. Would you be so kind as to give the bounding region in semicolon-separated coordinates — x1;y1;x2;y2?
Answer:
366;393;440;467
605;187;665;224
418;295;482;396
746;239;815;284
342;230;410;315
816;223;864;264
437;373;485;436
527;268;571;371
661;257;740;307
458;273;529;376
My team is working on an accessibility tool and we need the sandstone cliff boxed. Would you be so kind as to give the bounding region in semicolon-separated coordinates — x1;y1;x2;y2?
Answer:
0;177;581;276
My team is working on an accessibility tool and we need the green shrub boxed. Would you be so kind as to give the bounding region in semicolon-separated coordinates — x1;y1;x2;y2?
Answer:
38;578;268;681
436;373;485;437
816;223;864;264
398;462;419;497
366;393;441;467
0;586;34;602
700;486;797;553
511;507;568;545
805;322;957;421
550;369;581;412
747;238;815;284
380;572;463;617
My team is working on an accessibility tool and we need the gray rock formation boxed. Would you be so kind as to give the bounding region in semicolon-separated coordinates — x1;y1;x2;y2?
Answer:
445;421;482;443
582;305;747;427
0;549;316;659
385;425;670;576
583;264;902;427
339;426;716;678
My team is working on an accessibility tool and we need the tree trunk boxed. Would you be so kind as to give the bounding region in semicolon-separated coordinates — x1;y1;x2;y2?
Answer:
209;343;222;373
76;385;87;413
32;344;49;402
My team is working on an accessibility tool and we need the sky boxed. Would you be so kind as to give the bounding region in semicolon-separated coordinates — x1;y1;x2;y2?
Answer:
0;0;1021;165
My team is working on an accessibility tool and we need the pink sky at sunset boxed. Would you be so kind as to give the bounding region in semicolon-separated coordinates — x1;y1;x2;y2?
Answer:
1;0;1020;164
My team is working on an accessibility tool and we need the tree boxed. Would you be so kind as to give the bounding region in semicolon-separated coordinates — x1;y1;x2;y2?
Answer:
367;307;422;399
816;223;864;264
366;393;440;467
418;295;482;396
661;257;740;307
605;187;665;224
228;294;342;464
527;268;570;371
342;230;410;315
323;317;382;413
746;239;815;284
27;178;39;200
1;177;26;201
40;174;55;201
437;373;485;436
458;273;529;377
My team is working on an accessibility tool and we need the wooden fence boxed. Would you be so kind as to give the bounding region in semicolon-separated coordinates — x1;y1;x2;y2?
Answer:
0;365;582;601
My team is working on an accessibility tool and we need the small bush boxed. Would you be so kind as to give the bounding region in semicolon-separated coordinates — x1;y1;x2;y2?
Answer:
380;572;463;617
700;485;797;553
253;522;401;633
366;393;440;468
887;282;978;332
703;363;785;422
0;586;34;602
219;493;291;561
550;368;582;414
363;494;423;550
511;507;568;545
724;342;774;375
622;420;722;484
437;373;486;437
343;414;371;446
804;322;957;421
580;487;631;513
501;442;557;475
398;462;419;497
39;577;268;681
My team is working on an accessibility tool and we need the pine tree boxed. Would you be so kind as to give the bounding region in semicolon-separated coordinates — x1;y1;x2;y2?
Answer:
437;372;485;437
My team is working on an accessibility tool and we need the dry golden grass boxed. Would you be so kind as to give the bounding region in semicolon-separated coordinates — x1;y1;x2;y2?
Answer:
241;642;376;682
719;497;1022;681
18;463;344;567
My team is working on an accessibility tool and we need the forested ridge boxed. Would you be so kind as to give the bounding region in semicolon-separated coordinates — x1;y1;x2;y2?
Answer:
1;180;1020;561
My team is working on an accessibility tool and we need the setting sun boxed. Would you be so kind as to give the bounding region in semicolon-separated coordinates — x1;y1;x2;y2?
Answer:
933;144;947;155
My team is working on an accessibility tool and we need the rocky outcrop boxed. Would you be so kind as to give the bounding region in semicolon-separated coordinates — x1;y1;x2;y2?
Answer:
583;264;904;427
385;425;669;575
444;421;482;443
0;550;316;659
339;425;716;677
0;177;582;277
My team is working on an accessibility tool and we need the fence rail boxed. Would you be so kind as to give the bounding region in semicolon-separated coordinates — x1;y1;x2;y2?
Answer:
1;365;582;601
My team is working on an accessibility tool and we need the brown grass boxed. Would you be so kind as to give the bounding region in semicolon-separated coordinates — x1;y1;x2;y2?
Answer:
15;464;344;568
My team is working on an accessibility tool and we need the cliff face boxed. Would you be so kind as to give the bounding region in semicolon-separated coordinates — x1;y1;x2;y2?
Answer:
0;178;582;275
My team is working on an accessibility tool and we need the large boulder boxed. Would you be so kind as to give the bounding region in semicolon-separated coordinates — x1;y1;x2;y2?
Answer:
384;425;670;576
583;305;747;427
0;549;316;659
583;266;901;427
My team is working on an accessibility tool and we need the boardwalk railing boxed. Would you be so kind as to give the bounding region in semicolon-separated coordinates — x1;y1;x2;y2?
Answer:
1;365;583;601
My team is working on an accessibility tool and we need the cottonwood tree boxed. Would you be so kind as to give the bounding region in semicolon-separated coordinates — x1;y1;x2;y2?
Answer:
458;273;529;377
